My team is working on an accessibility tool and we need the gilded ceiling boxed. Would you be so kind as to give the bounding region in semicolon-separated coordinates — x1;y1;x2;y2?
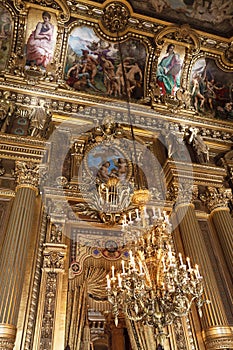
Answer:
92;0;233;38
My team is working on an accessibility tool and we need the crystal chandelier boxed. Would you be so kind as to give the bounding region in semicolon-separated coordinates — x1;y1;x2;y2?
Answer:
105;31;206;347
106;190;206;344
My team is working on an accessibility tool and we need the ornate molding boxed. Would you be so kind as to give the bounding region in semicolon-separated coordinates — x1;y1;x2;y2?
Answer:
0;324;16;350
14;161;40;190
39;272;57;350
203;326;233;350
49;223;63;243
43;244;67;271
167;182;198;206
200;187;232;212
155;24;200;54
173;318;188;350
24;211;48;350
102;2;130;33
204;338;233;349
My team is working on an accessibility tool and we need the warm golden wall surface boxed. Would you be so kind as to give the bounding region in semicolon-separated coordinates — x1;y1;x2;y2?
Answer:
0;0;233;349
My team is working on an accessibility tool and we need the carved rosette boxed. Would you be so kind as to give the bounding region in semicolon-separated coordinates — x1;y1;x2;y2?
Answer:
15;161;40;192
102;2;130;33
200;187;232;212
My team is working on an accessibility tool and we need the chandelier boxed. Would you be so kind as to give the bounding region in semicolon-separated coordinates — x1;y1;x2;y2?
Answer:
104;31;206;348
106;190;206;345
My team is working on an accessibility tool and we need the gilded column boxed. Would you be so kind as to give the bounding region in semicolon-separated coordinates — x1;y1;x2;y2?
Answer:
203;187;233;279
173;184;233;349
0;161;39;350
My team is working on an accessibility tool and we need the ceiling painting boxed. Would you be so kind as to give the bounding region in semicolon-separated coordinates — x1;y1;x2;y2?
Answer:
65;25;146;101
89;0;233;37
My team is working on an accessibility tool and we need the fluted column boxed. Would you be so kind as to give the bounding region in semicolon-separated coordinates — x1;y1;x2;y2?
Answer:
204;187;233;279
0;161;39;350
175;197;233;349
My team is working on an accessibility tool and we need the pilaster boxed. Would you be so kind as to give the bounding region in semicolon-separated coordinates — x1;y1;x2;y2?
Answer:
33;201;68;350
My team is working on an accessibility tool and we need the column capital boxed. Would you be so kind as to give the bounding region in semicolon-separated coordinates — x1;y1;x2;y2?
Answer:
14;161;40;193
168;182;198;207
200;186;232;212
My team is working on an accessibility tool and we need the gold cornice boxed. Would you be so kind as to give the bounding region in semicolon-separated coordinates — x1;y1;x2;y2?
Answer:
0;85;233;137
163;160;227;188
0;133;48;162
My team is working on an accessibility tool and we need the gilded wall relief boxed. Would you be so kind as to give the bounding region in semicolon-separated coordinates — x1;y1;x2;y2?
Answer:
25;8;57;70
65;25;146;101
156;43;186;96
190;57;233;119
0;6;12;72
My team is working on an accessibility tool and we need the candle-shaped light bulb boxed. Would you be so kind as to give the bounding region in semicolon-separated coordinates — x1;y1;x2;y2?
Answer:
179;253;183;266
187;257;191;270
106;274;111;288
135;208;140;221
131;256;136;269
118;273;122;288
195;264;200;278
129;250;133;260
122;260;125;274
111;265;115;278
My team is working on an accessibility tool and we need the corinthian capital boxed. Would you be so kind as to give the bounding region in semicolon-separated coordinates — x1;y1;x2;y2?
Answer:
15;161;40;191
168;182;198;207
200;186;232;212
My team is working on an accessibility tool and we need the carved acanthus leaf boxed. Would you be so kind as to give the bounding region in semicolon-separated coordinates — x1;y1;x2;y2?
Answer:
200;187;232;212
